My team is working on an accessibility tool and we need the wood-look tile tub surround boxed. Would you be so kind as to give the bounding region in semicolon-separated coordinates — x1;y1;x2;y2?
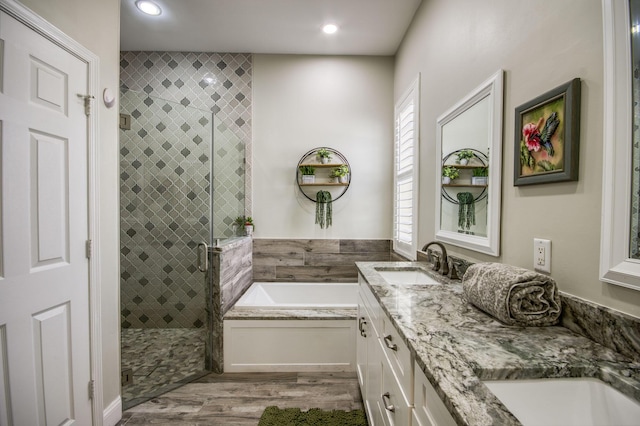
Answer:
253;239;403;282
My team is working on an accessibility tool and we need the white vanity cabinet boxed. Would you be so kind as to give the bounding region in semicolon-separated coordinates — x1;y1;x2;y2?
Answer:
412;362;457;426
357;276;384;425
357;274;414;425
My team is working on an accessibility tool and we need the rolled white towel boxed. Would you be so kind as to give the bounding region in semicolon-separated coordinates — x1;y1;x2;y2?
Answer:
462;262;561;326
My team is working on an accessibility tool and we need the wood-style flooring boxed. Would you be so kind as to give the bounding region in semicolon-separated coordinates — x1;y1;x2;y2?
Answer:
118;372;364;425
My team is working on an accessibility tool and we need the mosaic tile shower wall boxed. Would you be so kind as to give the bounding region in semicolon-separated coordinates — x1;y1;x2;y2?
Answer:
120;52;252;328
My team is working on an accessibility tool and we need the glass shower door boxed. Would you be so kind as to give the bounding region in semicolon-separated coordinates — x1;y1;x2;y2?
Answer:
119;88;212;407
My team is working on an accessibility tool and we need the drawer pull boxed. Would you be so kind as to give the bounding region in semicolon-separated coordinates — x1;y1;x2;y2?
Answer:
382;392;395;412
358;317;367;337
383;334;397;351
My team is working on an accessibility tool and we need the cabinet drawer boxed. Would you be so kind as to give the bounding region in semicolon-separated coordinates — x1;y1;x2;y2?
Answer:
381;315;412;400
356;293;369;390
413;362;456;426
380;348;412;426
360;281;381;337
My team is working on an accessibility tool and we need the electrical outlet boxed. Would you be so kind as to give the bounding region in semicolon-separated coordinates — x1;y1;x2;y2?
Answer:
534;238;551;273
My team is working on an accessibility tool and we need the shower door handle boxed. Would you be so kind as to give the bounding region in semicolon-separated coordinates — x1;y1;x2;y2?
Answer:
197;242;208;272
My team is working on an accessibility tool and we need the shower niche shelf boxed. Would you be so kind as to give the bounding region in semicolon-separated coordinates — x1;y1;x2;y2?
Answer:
296;147;351;202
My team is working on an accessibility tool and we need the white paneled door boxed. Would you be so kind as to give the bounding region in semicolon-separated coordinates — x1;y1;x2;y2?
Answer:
0;10;93;426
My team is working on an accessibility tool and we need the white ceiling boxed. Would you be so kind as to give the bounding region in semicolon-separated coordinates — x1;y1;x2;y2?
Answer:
120;0;423;55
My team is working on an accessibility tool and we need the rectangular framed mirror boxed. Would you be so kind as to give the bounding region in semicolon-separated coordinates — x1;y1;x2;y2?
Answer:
435;70;504;256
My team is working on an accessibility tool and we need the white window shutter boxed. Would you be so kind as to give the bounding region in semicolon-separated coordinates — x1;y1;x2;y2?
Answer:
393;77;420;260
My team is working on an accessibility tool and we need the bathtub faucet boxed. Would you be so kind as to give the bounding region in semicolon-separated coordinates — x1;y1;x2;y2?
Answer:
421;241;449;276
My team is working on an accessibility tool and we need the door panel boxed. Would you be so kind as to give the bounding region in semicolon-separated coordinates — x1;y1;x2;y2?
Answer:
30;57;68;114
33;303;73;425
0;324;10;425
0;10;92;426
30;130;69;268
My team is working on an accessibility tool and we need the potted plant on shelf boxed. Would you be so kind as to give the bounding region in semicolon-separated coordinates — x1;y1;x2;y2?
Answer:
456;149;475;165
316;148;332;164
330;165;350;183
299;165;316;184
442;166;459;184
472;167;488;185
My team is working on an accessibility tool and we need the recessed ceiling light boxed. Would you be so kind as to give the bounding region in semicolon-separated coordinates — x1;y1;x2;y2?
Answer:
136;0;162;16
322;24;338;34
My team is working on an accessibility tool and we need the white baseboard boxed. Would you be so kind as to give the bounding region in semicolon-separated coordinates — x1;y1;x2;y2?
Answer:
103;396;122;426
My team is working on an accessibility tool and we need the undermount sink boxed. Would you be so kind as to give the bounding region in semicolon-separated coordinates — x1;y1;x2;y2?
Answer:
374;268;441;285
484;377;640;426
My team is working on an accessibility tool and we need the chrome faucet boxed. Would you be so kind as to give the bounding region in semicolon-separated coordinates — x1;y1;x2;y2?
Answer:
421;241;449;276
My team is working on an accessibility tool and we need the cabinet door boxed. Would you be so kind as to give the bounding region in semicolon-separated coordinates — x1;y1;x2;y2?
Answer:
366;332;384;426
361;279;381;336
379;344;412;426
381;315;413;401
357;293;369;391
413;362;456;426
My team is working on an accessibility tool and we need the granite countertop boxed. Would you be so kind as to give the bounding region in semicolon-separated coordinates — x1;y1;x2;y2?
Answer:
355;261;640;425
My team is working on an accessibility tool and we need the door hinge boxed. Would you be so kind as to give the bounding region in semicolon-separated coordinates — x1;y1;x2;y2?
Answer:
77;94;95;116
85;239;92;259
88;379;95;400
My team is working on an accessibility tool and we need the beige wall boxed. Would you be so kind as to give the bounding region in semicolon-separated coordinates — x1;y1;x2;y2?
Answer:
395;0;640;317
253;54;394;239
19;0;122;413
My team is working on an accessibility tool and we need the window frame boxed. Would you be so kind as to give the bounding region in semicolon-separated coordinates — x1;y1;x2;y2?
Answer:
393;76;420;260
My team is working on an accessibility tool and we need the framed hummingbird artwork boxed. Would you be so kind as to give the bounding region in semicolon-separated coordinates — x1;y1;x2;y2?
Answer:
514;78;581;186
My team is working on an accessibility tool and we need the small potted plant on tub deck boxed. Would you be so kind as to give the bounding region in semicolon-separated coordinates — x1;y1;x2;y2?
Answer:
316;148;332;164
330;164;350;183
442;166;459;184
456;149;474;165
472;167;488;185
244;217;254;236
299;165;316;184
233;216;244;236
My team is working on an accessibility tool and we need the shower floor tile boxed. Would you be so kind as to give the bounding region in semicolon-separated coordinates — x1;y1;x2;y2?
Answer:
121;328;207;410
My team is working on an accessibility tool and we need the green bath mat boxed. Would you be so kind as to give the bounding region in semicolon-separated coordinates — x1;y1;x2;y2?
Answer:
258;406;367;426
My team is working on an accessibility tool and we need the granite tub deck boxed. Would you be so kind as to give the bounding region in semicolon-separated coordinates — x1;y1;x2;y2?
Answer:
356;261;640;426
224;307;356;320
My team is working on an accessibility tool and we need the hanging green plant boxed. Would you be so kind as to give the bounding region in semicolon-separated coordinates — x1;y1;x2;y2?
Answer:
457;192;475;230
315;190;332;229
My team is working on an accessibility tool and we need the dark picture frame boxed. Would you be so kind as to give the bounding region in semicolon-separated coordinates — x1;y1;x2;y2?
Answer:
514;78;581;186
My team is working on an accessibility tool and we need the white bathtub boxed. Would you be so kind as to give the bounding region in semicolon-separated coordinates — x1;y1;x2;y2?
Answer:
234;282;358;310
224;281;358;372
